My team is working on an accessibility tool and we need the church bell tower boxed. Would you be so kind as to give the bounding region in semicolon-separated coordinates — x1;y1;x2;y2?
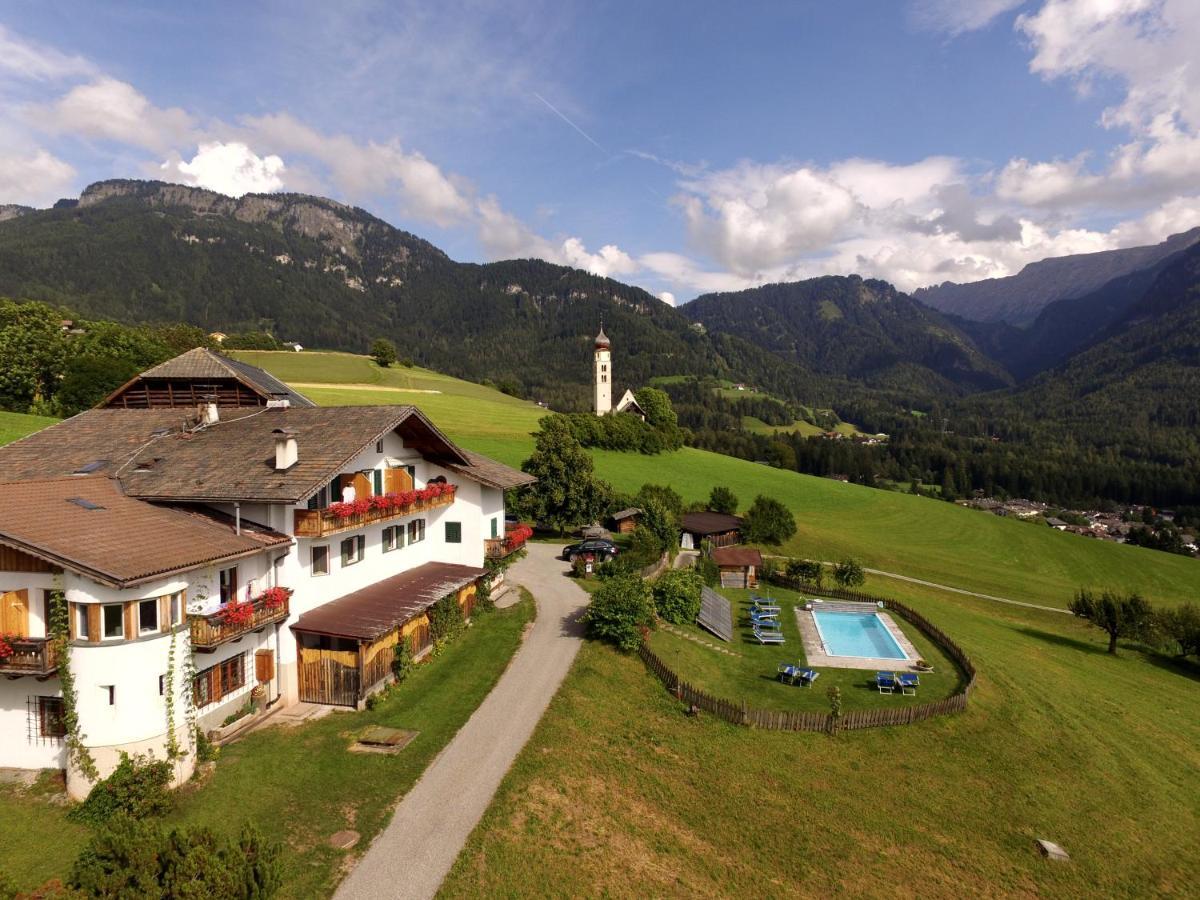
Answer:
593;325;612;415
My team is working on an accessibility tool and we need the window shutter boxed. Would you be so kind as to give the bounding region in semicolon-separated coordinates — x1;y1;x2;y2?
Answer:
159;596;170;632
123;602;134;640
255;649;274;683
87;605;101;644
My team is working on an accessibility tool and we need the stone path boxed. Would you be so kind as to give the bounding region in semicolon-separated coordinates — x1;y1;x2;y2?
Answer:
334;543;588;900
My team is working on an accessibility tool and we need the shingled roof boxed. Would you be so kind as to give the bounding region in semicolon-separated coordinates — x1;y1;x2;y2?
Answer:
681;511;744;535
444;449;536;491
104;347;315;408
0;406;529;502
293;562;486;640
0;476;290;587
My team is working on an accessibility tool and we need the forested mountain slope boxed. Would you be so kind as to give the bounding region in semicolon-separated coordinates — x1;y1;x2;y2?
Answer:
683;276;1011;394
915;227;1200;325
0;180;819;410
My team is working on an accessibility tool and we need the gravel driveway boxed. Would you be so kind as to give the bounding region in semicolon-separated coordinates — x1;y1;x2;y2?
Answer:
334;542;588;900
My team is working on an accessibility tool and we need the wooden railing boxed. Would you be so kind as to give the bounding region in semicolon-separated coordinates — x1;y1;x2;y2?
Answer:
637;584;977;734
189;593;290;651
484;528;531;560
293;491;456;538
0;637;58;676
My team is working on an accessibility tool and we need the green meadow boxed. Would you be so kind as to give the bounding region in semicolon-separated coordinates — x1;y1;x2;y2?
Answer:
0;410;59;448
238;351;1200;610
442;579;1200;898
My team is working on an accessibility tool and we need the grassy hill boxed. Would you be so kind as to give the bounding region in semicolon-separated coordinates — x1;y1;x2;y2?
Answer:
441;578;1200;897
235;351;1200;610
0;410;61;447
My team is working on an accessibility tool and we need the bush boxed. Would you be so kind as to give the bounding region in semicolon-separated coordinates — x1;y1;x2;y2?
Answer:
833;558;866;588
626;525;665;569
70;815;281;898
708;486;738;515
653;570;704;624
69;752;173;826
786;558;824;587
428;593;465;643
742;495;797;546
391;637;416;681
696;554;720;587
584;575;655;652
474;578;494;614
1155;602;1200;657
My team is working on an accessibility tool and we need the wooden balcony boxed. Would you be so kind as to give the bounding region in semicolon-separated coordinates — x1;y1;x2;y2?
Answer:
0;637;58;677
484;525;532;560
293;489;457;539
190;592;290;652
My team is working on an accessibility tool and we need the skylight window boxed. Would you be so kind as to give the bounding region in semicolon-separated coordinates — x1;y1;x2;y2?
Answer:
73;460;108;474
67;497;105;511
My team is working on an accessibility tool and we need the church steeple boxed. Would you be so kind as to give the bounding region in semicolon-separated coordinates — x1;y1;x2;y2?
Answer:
593;322;612;415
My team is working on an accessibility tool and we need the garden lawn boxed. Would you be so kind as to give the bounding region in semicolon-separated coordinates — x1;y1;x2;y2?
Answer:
647;585;959;712
441;581;1200;898
242;351;1200;610
0;410;59;447
0;596;533;898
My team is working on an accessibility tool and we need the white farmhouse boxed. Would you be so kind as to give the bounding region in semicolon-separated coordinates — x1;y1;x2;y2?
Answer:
0;350;533;798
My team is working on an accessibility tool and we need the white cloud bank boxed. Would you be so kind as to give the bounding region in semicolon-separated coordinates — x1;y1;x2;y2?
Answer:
170;142;286;196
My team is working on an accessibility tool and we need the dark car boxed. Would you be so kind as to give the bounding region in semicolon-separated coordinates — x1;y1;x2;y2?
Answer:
561;539;619;562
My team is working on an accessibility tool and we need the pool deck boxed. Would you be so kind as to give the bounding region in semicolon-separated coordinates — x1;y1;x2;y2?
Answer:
795;607;923;671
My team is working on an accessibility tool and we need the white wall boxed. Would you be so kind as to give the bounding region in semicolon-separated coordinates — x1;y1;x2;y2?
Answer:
0;676;66;770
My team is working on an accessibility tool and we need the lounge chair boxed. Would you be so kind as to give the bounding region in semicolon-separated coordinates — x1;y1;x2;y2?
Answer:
896;673;920;695
799;669;820;688
777;663;801;684
876;671;897;694
754;626;785;645
750;611;780;625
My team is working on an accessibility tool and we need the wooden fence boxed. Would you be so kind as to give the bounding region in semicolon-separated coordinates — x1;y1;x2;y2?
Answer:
637;580;977;733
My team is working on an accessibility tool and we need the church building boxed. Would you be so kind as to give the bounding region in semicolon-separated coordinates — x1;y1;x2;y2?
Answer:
592;326;645;419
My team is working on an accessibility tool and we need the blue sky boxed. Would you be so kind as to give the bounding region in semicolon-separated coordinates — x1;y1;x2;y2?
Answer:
2;0;1199;301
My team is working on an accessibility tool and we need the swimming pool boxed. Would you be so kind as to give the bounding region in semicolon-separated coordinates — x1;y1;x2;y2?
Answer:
812;610;909;660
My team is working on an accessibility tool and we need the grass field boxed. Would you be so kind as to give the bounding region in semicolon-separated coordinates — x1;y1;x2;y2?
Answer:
233;351;1200;611
0;597;533;897
0;410;59;448
647;585;961;712
441;580;1200;898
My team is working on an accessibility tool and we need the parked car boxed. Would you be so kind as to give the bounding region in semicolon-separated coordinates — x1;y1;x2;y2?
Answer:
561;539;619;562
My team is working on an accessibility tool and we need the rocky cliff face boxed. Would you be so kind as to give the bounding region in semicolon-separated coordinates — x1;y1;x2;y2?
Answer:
915;227;1200;325
0;204;33;222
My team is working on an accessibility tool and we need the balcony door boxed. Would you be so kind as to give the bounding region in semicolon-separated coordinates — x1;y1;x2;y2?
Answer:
1;589;29;637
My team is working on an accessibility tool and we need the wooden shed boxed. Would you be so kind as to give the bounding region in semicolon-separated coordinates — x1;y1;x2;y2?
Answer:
710;547;762;589
610;507;642;534
680;511;743;550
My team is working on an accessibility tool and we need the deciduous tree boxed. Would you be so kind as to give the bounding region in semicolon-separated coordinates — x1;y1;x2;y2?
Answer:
1069;589;1153;654
743;495;796;546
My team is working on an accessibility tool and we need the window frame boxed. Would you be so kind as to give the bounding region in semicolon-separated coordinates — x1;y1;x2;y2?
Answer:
76;604;91;640
138;597;159;635
37;696;66;739
101;603;124;641
219;566;239;604
169;592;184;626
445;521;462;544
193;653;247;707
340;534;365;567
383;525;404;552
408;518;426;544
311;544;330;576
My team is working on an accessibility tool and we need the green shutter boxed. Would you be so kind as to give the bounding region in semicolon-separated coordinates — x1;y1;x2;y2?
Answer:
373;470;383;495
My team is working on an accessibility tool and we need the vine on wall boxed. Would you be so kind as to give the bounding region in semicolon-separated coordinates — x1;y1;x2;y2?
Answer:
164;627;181;760
49;590;98;782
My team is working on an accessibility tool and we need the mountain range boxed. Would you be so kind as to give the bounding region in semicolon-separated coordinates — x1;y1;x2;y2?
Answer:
2;179;1200;466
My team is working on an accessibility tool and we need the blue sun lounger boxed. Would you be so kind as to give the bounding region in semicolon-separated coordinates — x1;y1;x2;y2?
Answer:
754;626;785;644
777;664;819;686
750;610;780;625
896;673;920;695
876;671;898;694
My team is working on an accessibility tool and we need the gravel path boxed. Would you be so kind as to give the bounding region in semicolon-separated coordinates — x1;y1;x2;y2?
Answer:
334;543;588;900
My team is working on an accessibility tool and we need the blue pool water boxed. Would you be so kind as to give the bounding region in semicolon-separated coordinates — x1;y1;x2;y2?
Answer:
812;610;908;660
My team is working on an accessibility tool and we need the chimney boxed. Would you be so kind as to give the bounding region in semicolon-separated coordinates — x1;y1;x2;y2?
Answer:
272;427;298;471
197;395;219;425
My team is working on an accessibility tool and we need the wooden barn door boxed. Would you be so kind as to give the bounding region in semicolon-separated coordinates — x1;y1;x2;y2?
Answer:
297;644;361;707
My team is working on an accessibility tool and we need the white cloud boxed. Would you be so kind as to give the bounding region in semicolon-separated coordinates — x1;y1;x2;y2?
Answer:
658;291;676;306
558;237;637;278
38;78;196;153
169;142;285;197
910;0;1027;35
0;149;76;206
0;24;95;82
